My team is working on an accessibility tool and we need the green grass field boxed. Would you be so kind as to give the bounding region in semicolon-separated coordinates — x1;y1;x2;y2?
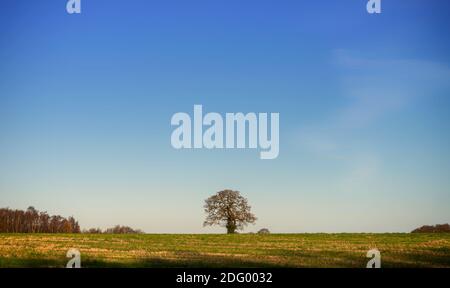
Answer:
1;233;449;268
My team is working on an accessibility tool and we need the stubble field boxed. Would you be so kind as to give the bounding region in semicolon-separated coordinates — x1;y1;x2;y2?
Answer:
0;233;449;268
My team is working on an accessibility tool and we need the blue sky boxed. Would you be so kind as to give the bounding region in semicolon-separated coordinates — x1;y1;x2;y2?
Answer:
1;0;449;233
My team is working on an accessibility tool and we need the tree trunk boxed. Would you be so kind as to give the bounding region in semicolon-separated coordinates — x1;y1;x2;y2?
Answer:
226;221;236;234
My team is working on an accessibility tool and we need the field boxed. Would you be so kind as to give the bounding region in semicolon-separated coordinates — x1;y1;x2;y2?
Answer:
1;233;449;268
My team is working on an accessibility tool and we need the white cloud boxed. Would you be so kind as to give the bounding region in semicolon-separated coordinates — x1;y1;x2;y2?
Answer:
333;49;450;128
292;50;450;193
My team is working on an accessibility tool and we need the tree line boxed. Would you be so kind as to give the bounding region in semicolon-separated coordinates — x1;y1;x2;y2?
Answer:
0;206;80;233
83;225;143;234
412;224;450;233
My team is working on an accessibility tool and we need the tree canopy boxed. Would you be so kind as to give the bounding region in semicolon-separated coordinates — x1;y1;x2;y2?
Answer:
203;190;257;234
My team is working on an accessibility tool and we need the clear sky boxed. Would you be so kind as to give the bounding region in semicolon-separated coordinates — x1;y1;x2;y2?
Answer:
1;0;449;233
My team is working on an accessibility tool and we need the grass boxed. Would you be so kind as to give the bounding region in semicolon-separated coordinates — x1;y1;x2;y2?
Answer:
0;233;449;268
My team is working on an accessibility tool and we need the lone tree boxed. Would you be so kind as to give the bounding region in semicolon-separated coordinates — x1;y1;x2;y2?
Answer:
203;190;257;234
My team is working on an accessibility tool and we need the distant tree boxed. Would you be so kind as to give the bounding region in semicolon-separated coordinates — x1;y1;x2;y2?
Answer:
39;212;50;233
412;224;450;233
104;225;143;234
26;206;39;233
84;228;103;234
68;216;81;233
257;228;270;234
203;190;257;234
82;226;142;234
